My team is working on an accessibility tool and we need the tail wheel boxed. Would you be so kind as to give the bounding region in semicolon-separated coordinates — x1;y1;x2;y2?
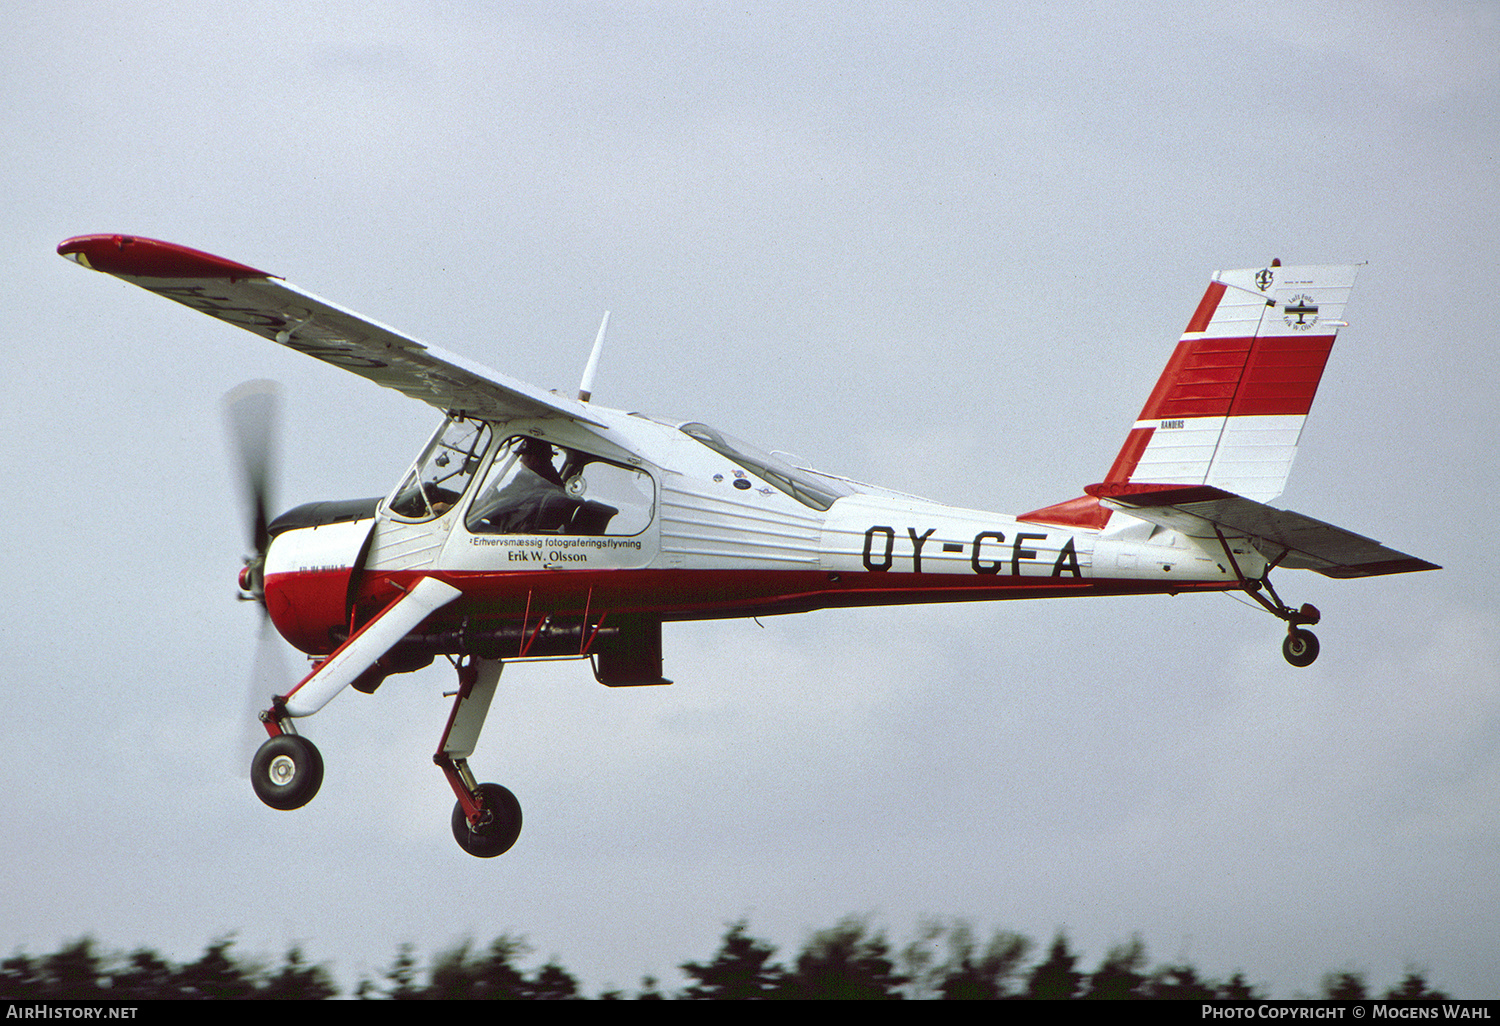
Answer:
251;734;324;810
1282;628;1320;668
452;783;523;858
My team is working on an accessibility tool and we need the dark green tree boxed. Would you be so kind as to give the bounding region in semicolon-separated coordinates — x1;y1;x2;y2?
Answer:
897;920;948;999
0;918;1462;1001
933;923;1031;1000
680;919;784;999
375;942;423;1000
110;948;178;999
1084;935;1148;999
1215;971;1263;1000
1;951;41;998
472;935;531;999
1322;970;1368;1000
424;940;479;1000
173;937;257;1000
1147;962;1216;1000
425;935;533;1000
258;944;337;1000
39;937;106;998
1383;970;1447;1001
1025;932;1083;999
782;916;904;999
526;959;580;1000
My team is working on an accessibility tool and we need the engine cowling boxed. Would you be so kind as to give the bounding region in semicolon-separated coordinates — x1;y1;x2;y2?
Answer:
262;503;378;655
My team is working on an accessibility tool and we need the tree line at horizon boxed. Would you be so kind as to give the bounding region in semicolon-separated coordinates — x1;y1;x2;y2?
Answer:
0;918;1454;1000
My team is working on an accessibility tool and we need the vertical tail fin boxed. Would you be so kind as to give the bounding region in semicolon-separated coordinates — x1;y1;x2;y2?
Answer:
1020;262;1358;529
1106;262;1358;503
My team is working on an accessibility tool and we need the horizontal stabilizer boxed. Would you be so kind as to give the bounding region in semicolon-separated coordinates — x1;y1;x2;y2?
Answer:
1086;482;1439;579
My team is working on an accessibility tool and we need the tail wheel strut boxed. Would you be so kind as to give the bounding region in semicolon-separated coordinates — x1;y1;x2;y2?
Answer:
1215;529;1322;667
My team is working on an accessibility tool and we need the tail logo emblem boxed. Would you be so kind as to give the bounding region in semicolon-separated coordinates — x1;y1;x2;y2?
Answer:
1283;295;1319;330
1255;267;1275;291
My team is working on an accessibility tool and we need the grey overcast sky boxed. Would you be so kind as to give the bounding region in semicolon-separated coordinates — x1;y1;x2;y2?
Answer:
4;0;1497;998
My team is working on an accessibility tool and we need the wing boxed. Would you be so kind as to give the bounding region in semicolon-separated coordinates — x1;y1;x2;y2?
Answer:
1086;482;1440;579
58;234;604;427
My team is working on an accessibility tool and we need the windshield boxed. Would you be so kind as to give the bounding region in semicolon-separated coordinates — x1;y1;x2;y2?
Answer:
680;422;853;511
387;416;493;520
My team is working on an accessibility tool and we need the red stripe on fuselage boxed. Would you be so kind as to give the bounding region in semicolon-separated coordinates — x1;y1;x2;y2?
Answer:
266;565;1238;655
383;567;1236;620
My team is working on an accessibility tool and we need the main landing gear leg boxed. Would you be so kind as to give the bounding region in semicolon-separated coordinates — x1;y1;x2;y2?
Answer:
1215;529;1321;667
435;656;522;858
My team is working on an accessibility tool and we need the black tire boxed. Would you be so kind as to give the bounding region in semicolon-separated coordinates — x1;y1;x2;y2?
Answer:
451;783;523;858
1283;628;1320;668
250;734;324;810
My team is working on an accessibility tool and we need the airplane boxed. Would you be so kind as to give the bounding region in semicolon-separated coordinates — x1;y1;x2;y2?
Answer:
58;234;1439;858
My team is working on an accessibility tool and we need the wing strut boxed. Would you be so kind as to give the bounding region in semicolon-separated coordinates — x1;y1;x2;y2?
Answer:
267;576;463;722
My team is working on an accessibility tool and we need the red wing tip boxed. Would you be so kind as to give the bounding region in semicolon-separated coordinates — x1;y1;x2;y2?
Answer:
57;234;273;280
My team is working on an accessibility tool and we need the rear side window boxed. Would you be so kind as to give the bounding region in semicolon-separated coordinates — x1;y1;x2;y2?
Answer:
680;422;852;511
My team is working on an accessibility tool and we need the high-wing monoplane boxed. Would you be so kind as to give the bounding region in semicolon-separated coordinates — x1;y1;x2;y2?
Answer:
59;234;1437;857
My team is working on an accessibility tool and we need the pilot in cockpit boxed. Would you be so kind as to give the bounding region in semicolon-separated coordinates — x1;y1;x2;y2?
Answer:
468;438;571;533
517;438;565;488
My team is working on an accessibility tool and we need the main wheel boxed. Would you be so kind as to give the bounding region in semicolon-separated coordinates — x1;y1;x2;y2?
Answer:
250;734;324;810
1282;628;1320;667
451;783;523;858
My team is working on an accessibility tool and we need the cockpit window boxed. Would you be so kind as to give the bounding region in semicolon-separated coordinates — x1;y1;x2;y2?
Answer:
387;417;493;520
466;436;654;536
680;422;853;511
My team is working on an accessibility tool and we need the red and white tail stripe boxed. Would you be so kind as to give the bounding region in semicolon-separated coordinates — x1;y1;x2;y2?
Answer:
1106;263;1358;503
